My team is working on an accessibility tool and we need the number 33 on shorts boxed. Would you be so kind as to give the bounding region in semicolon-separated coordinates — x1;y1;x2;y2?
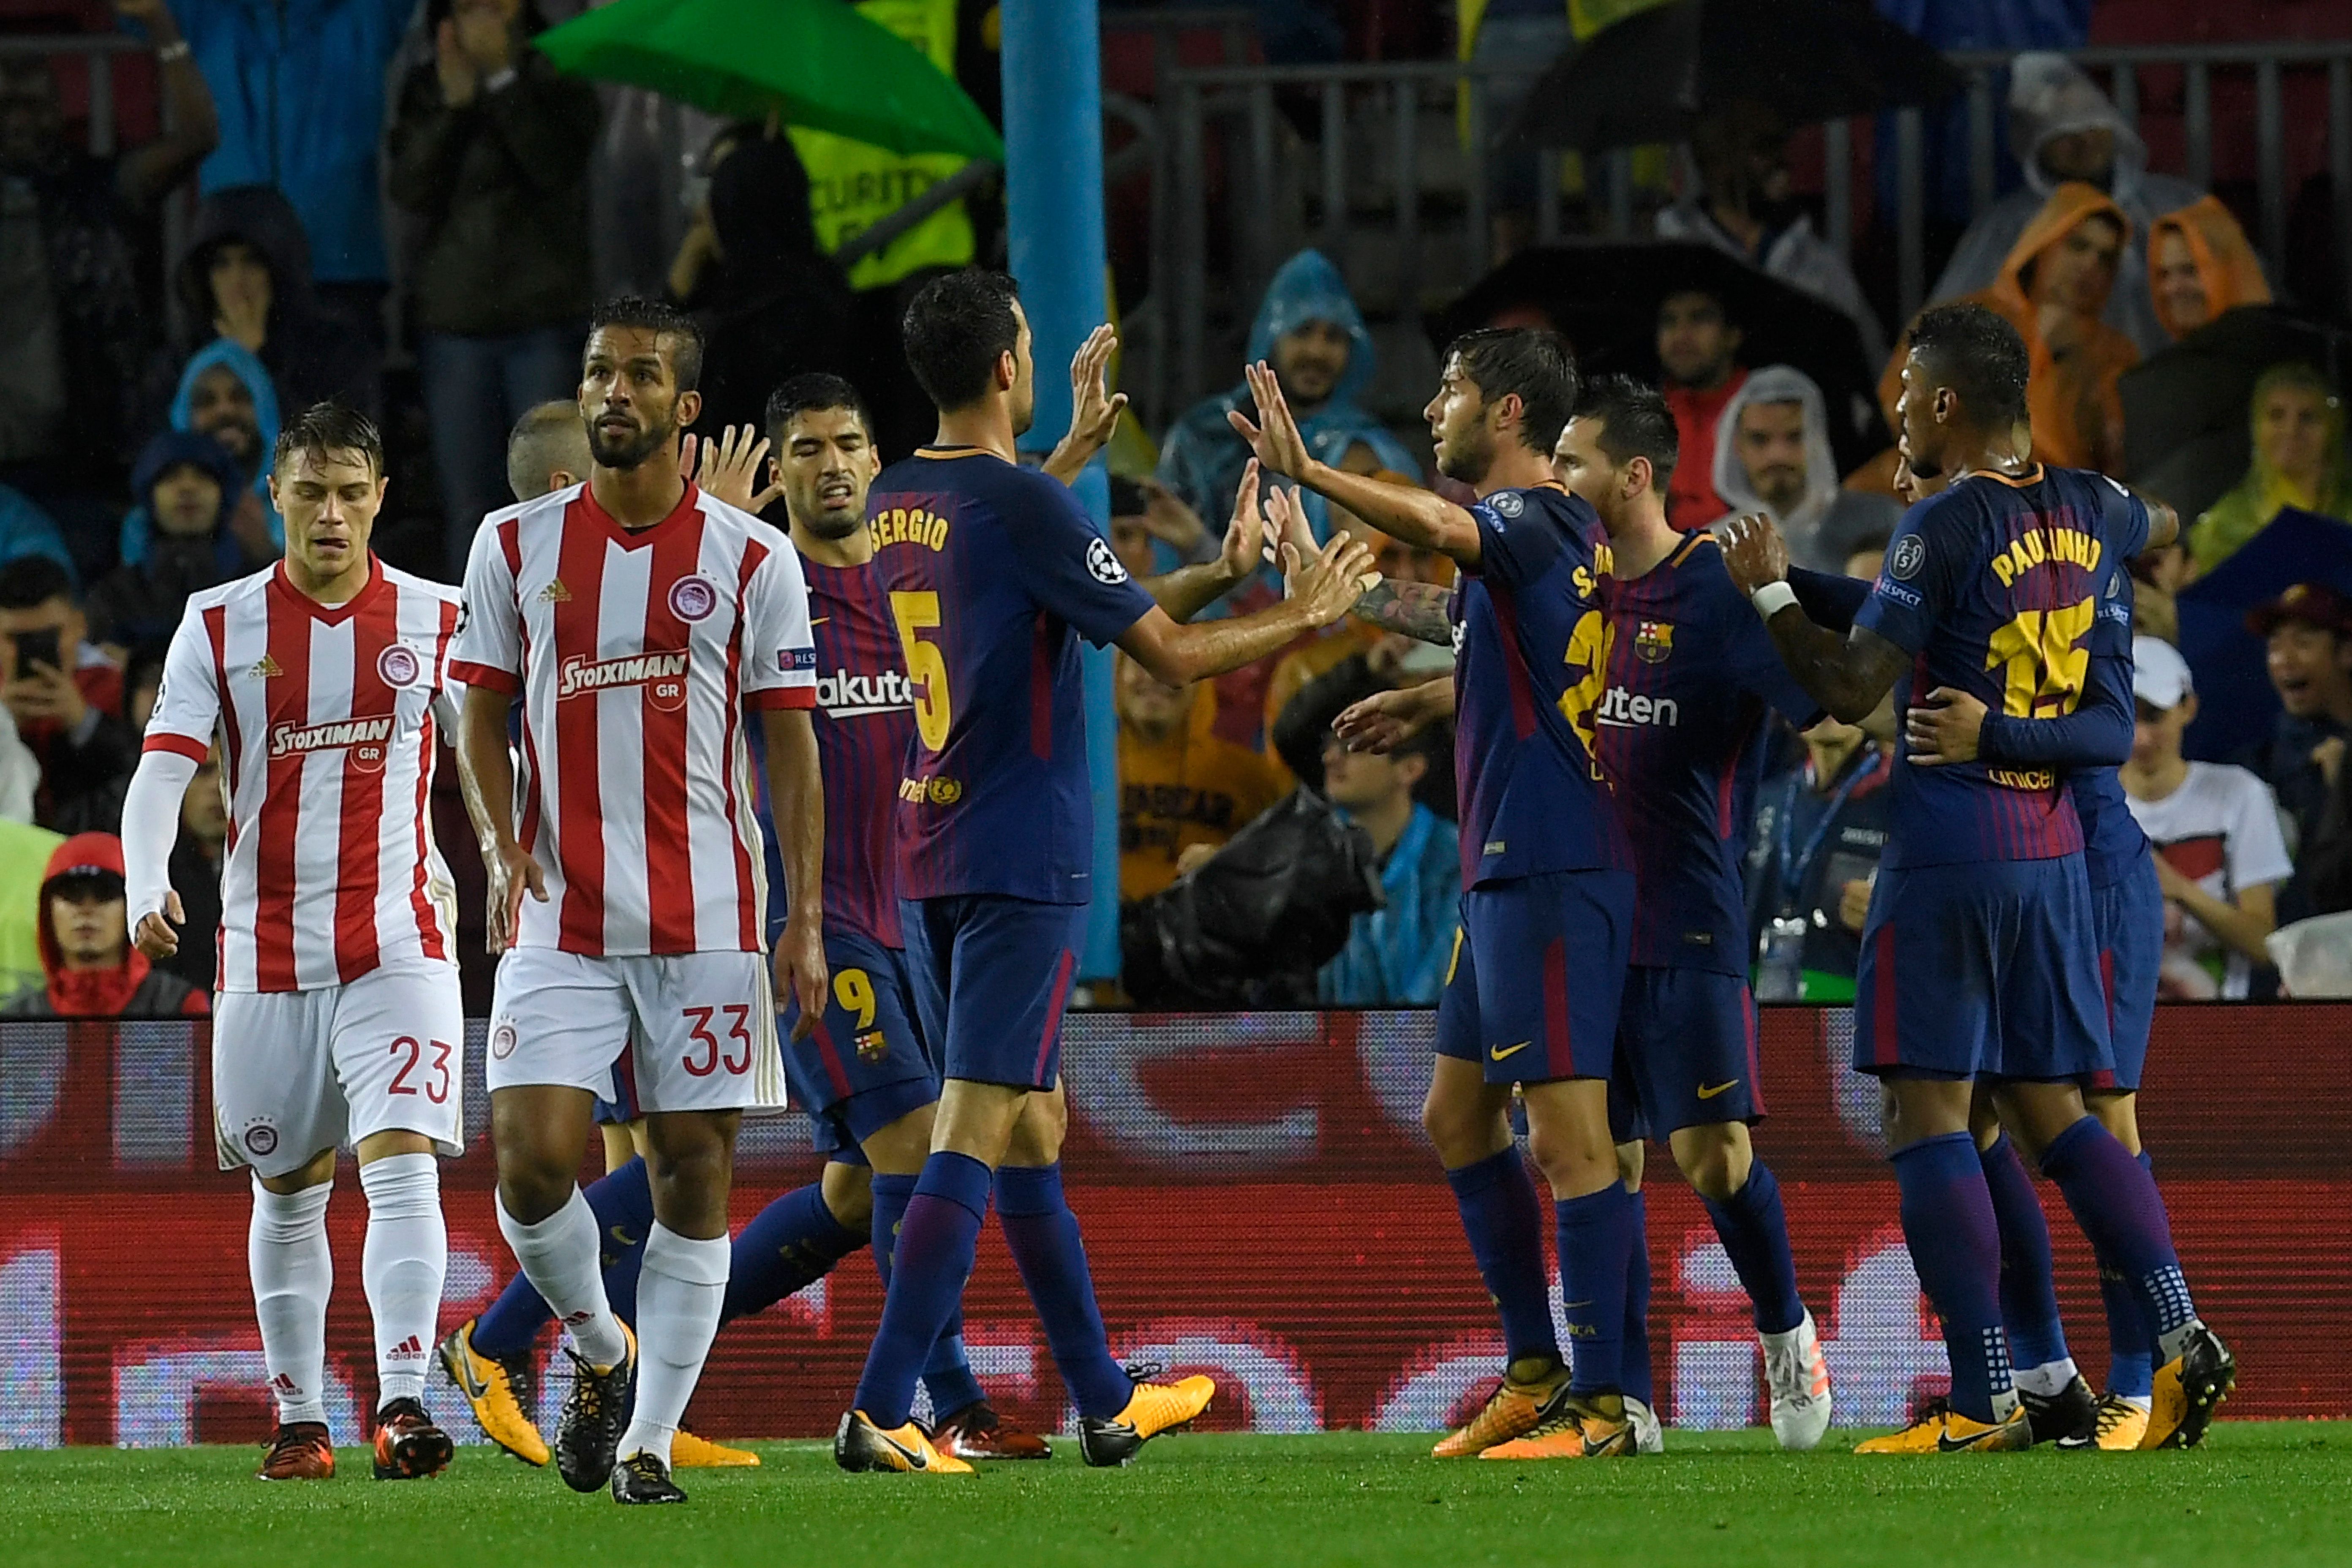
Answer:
681;1004;756;1077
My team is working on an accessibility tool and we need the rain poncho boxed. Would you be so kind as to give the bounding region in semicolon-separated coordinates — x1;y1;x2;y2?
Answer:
1927;53;2226;358
1886;181;2139;474
1157;250;1421;543
1710;364;1902;572
123;338;284;566
2149;195;2272;342
2189;361;2352;572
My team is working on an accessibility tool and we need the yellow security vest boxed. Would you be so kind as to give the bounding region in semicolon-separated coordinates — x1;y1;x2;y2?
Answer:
789;0;977;291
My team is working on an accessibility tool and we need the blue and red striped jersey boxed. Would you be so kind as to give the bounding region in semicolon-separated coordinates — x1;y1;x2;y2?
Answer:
1446;482;1634;890
1593;534;1821;972
1854;464;2151;870
753;553;918;948
870;448;1156;906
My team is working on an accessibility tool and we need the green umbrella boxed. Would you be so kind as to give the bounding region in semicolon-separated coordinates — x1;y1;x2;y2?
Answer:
536;0;1004;163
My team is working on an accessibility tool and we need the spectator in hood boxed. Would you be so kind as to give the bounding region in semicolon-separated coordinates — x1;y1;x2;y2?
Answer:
87;430;256;656
1888;181;2136;474
2189;363;2352;573
1158;249;1421;543
389;0;602;576
1710;364;1901;572
0;485;72;583
0;831;205;1018
672;127;854;460
174;185;379;420
1929;53;2245;359
174;0;413;316
1655;99;1886;369
125;339;283;571
0;3;214;498
0;557;135;834
2148;195;2270;343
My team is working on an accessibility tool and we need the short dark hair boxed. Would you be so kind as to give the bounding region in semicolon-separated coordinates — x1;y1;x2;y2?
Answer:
1904;303;2030;428
902;269;1022;412
1443;327;1579;455
274;402;383;481
1569;373;1679;490
765;373;874;442
0;555;74;611
587;295;706;392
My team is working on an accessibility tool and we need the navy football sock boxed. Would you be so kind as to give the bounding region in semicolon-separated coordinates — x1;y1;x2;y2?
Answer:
1443;1150;1560;1367
720;1181;866;1324
996;1163;1134;1420
871;1172;988;1418
2099;1150;2160;1399
1620;1188;1654;1407
472;1155;653;1357
1978;1134;2072;1376
852;1152;991;1429
1891;1132;2014;1424
1554;1181;1635;1397
1699;1159;1805;1336
2041;1117;2198;1355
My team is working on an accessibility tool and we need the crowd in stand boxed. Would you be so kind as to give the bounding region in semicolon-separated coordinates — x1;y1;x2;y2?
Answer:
0;3;2345;1017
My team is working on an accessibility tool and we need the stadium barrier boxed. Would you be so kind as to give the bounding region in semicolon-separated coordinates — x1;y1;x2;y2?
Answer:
0;1005;2344;1447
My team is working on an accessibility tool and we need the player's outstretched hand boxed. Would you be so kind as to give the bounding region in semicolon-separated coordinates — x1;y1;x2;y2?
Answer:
1220;460;1267;581
1228;360;1314;481
1905;685;1988;766
775;915;828;1041
132;890;183;961
1715;511;1789;594
1287;532;1381;627
1258;480;1320;578
1333;685;1437;754
1066;324;1126;455
686;425;783;515
486;840;547;953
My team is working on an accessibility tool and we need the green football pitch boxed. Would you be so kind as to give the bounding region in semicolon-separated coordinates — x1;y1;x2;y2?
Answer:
8;1427;2350;1567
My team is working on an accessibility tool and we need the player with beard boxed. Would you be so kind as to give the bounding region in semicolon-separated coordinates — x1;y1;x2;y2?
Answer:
1241;329;1644;1462
1716;301;2232;1452
455;297;826;1504
835;270;1379;1475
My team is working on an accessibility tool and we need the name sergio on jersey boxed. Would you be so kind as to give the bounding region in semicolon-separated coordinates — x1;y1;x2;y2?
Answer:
558;650;690;710
817;667;916;718
270;714;397;770
870;507;951;552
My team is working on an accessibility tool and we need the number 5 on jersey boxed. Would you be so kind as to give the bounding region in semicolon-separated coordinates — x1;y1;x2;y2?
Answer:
890;591;953;751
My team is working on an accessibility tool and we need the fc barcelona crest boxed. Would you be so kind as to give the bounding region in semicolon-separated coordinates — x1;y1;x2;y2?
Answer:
1634;620;1674;664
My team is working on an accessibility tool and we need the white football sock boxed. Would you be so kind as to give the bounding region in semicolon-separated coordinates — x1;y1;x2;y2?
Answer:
249;1178;334;1426
617;1225;730;1467
359;1153;446;1407
497;1187;628;1369
2013;1357;2081;1399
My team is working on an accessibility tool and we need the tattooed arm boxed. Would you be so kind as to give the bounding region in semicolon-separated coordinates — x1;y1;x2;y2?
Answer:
1350;579;1455;646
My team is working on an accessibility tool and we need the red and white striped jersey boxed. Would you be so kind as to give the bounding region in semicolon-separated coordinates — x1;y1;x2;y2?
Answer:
143;559;463;993
454;480;817;957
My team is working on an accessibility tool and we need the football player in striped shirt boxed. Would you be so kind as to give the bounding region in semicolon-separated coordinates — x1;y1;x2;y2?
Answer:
455;297;827;1504
125;403;467;1484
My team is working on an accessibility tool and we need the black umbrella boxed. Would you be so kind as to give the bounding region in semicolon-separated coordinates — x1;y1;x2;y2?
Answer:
1432;241;1888;475
2120;305;2352;520
1506;0;1961;153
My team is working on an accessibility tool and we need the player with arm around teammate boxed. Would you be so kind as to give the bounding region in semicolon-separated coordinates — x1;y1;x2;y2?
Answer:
125;403;468;1484
1717;301;2231;1454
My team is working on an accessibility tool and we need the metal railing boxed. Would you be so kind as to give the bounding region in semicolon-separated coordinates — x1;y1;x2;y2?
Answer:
1146;40;2352;428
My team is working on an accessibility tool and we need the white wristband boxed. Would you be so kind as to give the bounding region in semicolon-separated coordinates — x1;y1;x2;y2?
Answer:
1751;580;1798;620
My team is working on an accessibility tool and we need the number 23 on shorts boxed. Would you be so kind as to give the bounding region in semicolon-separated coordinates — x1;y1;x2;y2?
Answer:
682;1004;756;1077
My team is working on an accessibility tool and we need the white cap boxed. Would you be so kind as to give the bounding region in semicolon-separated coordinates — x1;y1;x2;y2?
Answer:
2132;635;2194;710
